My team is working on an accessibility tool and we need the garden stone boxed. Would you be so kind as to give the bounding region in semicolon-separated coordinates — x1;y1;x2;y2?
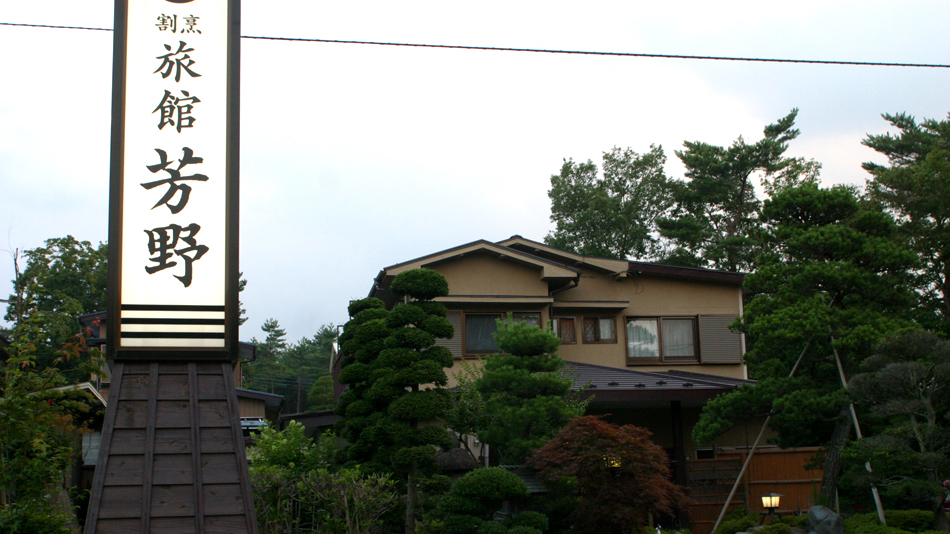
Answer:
806;506;843;534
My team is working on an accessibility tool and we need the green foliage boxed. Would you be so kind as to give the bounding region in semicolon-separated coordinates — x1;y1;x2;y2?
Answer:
546;144;673;260
694;184;917;487
658;109;818;271
249;425;399;534
461;318;586;465
493;319;561;357
863;113;950;334
755;522;793;534
506;511;549;533
0;329;101;529
885;510;940;532
839;331;950;520
532;416;685;534
308;374;335;410
4;236;107;379
843;511;941;534
390;268;450;300
0;504;75;534
244;321;337;413
249;421;334;474
710;508;758;534
335;269;456;533
436;467;534;534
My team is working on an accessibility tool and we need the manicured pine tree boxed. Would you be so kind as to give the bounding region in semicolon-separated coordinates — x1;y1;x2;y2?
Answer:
472;317;587;465
335;268;455;534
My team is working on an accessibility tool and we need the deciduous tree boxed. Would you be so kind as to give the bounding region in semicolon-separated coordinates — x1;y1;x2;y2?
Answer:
531;416;685;534
4;236;107;377
546;145;673;260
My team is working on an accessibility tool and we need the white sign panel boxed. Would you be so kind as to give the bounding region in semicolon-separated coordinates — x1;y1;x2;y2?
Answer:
113;0;234;351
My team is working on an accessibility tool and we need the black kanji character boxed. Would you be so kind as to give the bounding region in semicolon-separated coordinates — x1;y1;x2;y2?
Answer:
153;89;200;132
144;223;209;287
141;147;209;214
154;41;201;82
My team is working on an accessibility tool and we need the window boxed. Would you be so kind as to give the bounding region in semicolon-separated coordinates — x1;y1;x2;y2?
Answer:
582;317;616;343
552;317;576;344
464;312;541;355
626;317;698;363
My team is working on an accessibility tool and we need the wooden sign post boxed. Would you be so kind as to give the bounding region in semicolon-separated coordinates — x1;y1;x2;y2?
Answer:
86;0;256;531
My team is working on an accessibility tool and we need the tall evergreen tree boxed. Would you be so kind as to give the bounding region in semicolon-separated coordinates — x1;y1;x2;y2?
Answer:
335;268;455;534
244;318;289;394
658;109;819;271
863;112;950;334
692;184;917;503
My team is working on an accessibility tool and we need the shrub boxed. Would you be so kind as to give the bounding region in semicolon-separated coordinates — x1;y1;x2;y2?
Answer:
711;508;758;534
507;511;549;533
885;510;937;533
844;510;938;534
756;522;792;534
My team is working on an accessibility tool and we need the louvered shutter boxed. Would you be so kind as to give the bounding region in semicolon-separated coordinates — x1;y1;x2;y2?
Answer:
698;315;743;364
435;311;463;359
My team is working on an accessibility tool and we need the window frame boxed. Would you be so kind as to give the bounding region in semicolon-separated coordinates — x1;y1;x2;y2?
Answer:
461;311;543;357
552;316;577;345
624;315;700;364
581;316;618;344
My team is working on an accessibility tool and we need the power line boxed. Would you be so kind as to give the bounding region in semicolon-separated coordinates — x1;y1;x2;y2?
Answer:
3;21;949;69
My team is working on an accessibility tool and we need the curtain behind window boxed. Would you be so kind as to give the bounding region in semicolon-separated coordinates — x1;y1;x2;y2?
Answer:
663;319;695;357
466;315;499;352
626;319;659;358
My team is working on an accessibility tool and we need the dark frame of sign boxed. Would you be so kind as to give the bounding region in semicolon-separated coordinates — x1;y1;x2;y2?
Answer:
106;0;241;363
88;2;257;533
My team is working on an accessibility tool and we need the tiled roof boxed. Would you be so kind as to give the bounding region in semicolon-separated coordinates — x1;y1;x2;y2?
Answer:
563;362;753;402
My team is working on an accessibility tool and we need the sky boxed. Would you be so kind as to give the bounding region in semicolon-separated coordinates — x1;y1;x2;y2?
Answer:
2;1;949;343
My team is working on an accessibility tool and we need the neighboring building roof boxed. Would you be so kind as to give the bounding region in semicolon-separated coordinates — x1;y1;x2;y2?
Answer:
277;409;341;440
565;361;753;405
498;465;548;494
236;388;285;410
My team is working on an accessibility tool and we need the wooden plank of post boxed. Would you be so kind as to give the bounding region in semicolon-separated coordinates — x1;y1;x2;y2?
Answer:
84;362;258;533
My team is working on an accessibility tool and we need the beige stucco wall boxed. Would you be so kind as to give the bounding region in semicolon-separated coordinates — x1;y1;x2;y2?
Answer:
433;253;549;296
417;252;746;379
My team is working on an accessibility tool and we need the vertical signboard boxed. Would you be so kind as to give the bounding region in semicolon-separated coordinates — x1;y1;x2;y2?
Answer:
108;0;240;360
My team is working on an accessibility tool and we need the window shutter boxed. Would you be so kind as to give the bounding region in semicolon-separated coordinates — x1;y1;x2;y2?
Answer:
698;315;743;364
435;311;463;359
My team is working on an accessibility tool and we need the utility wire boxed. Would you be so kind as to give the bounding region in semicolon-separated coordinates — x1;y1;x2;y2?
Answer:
3;21;949;69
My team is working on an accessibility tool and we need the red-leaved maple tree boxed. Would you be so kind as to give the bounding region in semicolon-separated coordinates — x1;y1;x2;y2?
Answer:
530;415;686;534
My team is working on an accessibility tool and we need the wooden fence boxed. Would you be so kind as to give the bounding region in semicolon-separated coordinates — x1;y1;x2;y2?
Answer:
686;447;824;534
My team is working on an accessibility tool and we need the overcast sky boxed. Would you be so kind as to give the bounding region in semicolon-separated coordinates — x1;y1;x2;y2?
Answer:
2;1;949;343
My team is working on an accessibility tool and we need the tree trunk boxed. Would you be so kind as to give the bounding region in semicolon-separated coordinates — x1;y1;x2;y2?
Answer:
819;408;852;507
405;462;417;534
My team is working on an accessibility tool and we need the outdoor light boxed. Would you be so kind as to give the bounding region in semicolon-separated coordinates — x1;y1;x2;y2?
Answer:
604;455;622;469
760;492;783;524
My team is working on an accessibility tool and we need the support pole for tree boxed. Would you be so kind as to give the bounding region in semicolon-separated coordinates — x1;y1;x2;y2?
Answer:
830;337;887;525
710;341;811;534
